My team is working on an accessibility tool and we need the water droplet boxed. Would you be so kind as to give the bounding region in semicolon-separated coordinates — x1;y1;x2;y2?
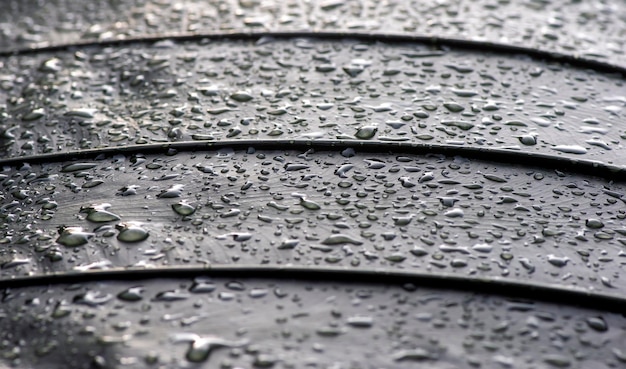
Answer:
547;254;569;267
117;287;144;302
347;316;374;328
299;197;321;210
393;215;414;226
278;239;299;250
65;108;97;118
385;253;406;263
80;203;121;222
418;172;434;183
443;102;465;112
482;173;507;183
355;125;378;139
158;184;185;198
172;201;196;216
552;145;587;155
230;91;254;102
218;233;252;242
444;208;464;218
585;219;604;229
40;57;62;72
542;354;572;368
321;234;363;246
172;334;247;363
73;291;113;306
586;316;608;332
392;348;432;362
56;226;93;247
190;278;216;293
472;243;493;253
154;290;190;301
441;120;474;130
22;108;45;121
1;258;30;269
116;222;149;243
60;162;98;173
518;135;537;146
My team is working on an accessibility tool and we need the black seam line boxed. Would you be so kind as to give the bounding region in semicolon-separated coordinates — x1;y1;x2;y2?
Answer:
1;139;625;181
1;31;625;76
2;265;625;313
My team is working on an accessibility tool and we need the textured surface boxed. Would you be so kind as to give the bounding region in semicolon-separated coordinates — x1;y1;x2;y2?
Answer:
1;39;624;165
2;276;626;369
1;0;626;68
2;147;626;296
1;2;626;368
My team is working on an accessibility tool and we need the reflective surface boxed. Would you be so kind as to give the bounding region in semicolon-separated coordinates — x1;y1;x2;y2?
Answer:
1;39;624;165
2;147;626;296
2;276;625;368
1;1;626;368
2;0;626;68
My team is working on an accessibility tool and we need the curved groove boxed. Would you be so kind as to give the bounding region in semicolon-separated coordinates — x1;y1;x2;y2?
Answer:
2;264;625;313
1;139;625;181
1;31;625;76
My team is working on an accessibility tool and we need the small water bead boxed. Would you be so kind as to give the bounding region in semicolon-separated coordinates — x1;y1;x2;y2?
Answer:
60;162;98;172
117;185;140;196
385;254;407;263
418;172;435;183
440;120;474;130
172;201;196;216
392;348;433;362
346;316;374;328
393;215;414;226
585;219;604;229
278;239;299;250
552;145;588;155
586;316;608;332
64;108;97;118
518;135;537;146
157;184;185;198
355;125;378;139
299;197;321;210
225;281;245;291
443;102;465;112
117;287;145;302
547;254;569;267
444;208;464;218
229;91;254;102
1;258;30;269
321;234;363;246
450;259;468;268
22;108;45;121
73;291;113;306
472;244;493;253
116;222;149;243
542;354;572;368
218;233;252;242
172;334;247;363
56;226;93;247
80;203;121;222
190;278;216;293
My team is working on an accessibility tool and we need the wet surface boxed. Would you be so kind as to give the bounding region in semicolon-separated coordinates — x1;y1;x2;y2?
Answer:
2;276;626;368
2;148;626;296
2;4;626;367
1;0;625;69
0;38;624;166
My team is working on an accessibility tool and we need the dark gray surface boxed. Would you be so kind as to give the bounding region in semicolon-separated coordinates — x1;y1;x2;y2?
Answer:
1;276;625;368
2;0;626;68
1;39;624;166
2;147;626;296
1;2;626;368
